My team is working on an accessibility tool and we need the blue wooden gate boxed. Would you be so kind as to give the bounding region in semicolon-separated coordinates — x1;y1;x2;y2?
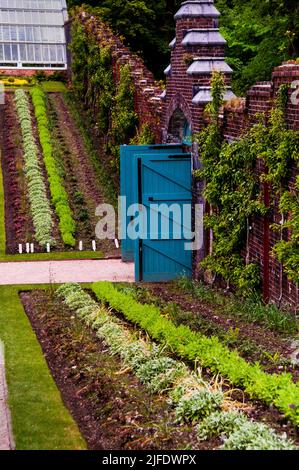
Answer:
120;145;192;282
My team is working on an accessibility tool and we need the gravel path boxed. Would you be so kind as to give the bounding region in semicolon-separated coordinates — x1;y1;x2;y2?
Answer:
0;342;14;450
0;259;134;285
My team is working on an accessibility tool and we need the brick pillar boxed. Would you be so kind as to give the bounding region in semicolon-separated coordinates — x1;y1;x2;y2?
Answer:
272;62;299;130
162;0;235;140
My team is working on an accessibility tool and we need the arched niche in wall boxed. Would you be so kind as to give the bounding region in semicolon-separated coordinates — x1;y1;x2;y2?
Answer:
165;93;193;144
167;107;191;143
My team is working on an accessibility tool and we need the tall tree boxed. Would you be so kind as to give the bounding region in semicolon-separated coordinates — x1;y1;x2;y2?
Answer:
216;0;299;93
67;1;299;93
68;1;180;77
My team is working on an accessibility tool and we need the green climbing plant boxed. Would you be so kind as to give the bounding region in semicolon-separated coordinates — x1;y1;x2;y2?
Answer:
70;17;139;177
70;19;115;134
195;72;299;294
108;64;138;171
260;98;299;285
130;123;155;145
69;19;89;99
248;94;299;285
195;72;265;295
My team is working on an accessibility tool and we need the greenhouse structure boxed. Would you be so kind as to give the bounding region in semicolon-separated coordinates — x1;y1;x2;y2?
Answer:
0;0;68;69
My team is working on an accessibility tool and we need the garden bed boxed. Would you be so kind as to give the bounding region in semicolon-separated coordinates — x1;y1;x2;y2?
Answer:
46;93;117;256
91;282;299;435
20;289;207;450
130;282;299;377
0;93;34;253
7;283;295;449
0;88;117;258
20;284;299;449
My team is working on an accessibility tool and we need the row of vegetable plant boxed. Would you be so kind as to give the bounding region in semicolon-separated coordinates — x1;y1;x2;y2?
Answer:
46;95;94;242
14;89;53;247
30;87;76;246
56;283;295;450
92;282;299;427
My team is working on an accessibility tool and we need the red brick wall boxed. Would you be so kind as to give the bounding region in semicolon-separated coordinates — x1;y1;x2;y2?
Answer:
223;99;247;140
162;16;231;139
72;12;299;309
164;28;299;310
221;63;299;309
161;5;232;142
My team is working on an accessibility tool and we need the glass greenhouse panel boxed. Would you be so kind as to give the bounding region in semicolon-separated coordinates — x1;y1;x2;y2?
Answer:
0;10;65;25
0;1;66;10
0;25;65;43
0;0;68;68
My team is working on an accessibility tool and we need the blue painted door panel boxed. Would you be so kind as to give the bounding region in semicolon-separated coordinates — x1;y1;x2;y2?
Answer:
120;144;185;261
134;153;192;282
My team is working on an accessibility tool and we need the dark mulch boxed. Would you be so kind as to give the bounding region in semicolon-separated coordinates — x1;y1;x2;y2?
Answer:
20;289;217;450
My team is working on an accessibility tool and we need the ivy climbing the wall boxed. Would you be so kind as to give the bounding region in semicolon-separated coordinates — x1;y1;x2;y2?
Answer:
108;64;138;171
256;89;299;285
195;72;299;295
70;18;138;177
70;19;115;132
130;123;156;145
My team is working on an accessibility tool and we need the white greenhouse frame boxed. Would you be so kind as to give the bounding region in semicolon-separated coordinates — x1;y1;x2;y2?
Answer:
0;0;68;70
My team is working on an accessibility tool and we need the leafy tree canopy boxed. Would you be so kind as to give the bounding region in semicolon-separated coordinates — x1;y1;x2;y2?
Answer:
67;1;299;94
217;0;299;94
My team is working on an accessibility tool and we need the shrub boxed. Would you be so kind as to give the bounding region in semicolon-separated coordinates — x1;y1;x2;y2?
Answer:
34;71;47;82
14;89;53;246
48;72;67;83
30;87;76;246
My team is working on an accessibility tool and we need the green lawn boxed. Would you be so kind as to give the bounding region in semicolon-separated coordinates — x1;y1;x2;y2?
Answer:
1;251;104;262
40;81;68;93
1;81;68;93
0;285;86;450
